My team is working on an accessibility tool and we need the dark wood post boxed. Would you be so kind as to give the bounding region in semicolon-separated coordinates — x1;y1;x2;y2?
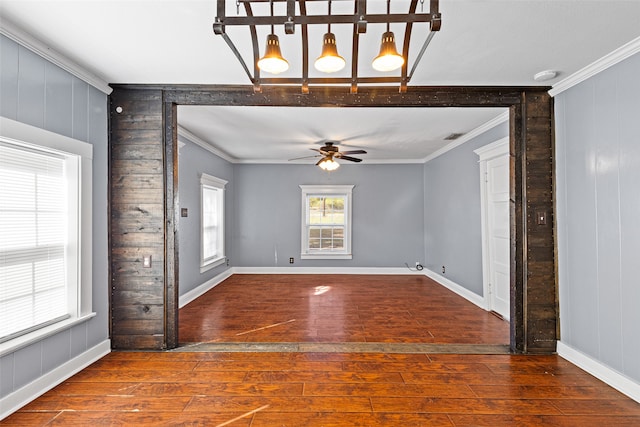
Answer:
109;89;169;349
511;91;557;353
108;85;557;353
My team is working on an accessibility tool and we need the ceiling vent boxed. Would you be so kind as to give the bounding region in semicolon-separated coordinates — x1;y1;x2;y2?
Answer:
444;133;465;141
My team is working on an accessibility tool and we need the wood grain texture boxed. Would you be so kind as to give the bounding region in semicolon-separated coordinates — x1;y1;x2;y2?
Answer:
164;100;179;350
3;351;638;426
109;88;167;350
178;275;510;345
107;84;558;353
521;92;556;353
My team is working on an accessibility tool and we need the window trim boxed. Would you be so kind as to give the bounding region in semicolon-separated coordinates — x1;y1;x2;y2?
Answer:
0;117;93;356
200;173;227;273
300;184;354;260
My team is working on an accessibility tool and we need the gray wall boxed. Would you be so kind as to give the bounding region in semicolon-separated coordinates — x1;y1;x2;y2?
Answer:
555;51;640;382
232;163;425;268
0;35;109;398
423;122;509;296
177;137;233;295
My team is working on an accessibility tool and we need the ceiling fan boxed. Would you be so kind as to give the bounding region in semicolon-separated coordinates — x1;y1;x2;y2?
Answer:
291;141;367;171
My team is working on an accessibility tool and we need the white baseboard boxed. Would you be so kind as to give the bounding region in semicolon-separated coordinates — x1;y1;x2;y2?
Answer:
179;268;233;308
231;266;422;275
178;266;464;309
557;341;640;403
423;268;487;309
0;339;111;420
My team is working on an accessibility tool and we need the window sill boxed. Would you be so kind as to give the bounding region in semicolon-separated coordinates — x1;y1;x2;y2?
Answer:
200;256;226;273
301;253;353;260
0;313;97;357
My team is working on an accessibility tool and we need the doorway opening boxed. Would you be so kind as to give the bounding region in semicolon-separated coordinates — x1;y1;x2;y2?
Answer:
107;85;556;354
174;105;511;349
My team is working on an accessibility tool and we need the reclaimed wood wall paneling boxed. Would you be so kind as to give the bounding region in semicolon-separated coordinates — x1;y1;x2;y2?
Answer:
109;88;167;350
108;85;557;353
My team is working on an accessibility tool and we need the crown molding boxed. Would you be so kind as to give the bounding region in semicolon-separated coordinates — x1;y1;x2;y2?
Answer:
237;158;426;165
177;126;237;163
549;35;640;97
422;110;509;163
0;19;112;95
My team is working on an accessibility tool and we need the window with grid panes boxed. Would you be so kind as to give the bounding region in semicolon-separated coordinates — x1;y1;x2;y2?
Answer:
300;185;353;259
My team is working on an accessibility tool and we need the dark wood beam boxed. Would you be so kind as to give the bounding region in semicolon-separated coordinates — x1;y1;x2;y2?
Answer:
109;84;542;107
108;84;556;354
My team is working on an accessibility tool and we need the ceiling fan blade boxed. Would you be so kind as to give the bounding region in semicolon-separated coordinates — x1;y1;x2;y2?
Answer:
338;155;363;162
340;150;367;155
288;154;320;161
310;148;329;155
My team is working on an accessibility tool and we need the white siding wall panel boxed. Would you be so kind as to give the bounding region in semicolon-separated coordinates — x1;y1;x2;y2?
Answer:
0;34;109;399
556;51;640;382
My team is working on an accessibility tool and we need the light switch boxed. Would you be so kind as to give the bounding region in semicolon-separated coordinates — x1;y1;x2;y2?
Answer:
143;255;152;268
181;208;188;217
536;211;547;225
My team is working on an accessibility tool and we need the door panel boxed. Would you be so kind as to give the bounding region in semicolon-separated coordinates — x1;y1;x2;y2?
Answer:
487;155;510;319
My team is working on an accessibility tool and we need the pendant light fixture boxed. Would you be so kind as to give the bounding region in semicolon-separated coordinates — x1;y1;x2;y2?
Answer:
314;1;345;73
317;156;340;171
257;0;289;74
372;0;405;72
214;0;442;92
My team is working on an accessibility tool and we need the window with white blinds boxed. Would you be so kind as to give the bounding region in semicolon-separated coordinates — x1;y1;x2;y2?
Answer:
0;117;93;353
0;142;77;343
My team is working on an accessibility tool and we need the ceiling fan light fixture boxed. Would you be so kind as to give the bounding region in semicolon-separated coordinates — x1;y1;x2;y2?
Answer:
372;31;404;72
318;157;340;171
258;34;289;74
315;32;345;73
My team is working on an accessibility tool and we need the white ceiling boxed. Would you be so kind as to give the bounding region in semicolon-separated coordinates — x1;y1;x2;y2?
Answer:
178;105;507;162
1;1;639;163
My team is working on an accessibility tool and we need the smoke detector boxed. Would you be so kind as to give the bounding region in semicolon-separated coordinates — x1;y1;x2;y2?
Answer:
533;70;558;82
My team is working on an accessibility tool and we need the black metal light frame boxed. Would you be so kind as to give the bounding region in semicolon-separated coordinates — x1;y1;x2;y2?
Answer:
213;0;441;93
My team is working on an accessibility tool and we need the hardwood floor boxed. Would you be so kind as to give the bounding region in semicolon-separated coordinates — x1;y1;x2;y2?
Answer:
178;275;510;344
3;274;639;425
4;351;640;426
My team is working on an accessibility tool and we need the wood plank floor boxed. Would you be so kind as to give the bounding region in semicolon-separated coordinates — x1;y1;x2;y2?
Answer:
4;351;640;426
4;274;640;425
178;274;510;344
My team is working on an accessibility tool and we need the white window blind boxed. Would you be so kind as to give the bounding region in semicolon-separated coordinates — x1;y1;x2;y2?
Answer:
0;142;70;342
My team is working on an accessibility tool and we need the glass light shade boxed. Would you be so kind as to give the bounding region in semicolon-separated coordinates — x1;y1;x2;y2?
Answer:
318;157;340;171
314;32;346;73
258;34;289;74
372;31;404;72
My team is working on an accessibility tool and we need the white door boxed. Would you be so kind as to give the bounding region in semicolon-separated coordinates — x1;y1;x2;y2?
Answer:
475;137;510;320
486;154;510;319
